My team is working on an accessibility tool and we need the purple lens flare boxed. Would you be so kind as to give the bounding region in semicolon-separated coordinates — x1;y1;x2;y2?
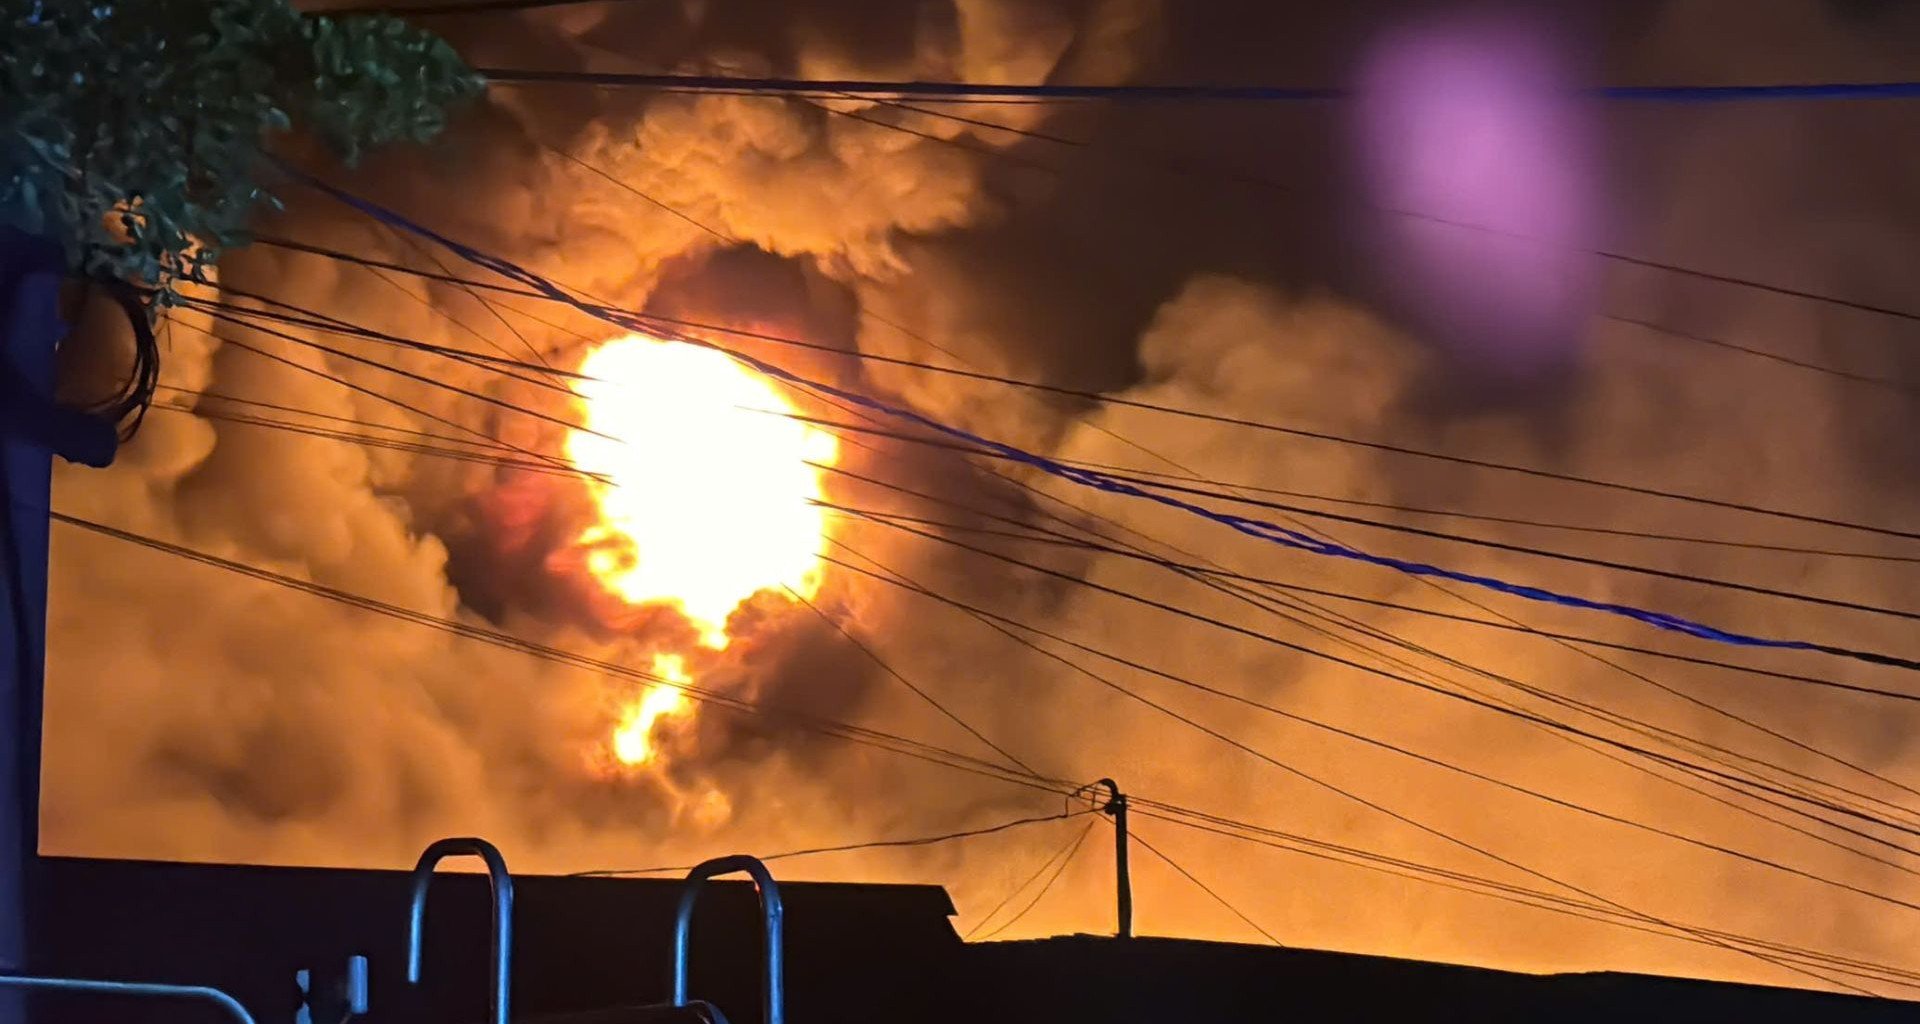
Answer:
1355;12;1604;378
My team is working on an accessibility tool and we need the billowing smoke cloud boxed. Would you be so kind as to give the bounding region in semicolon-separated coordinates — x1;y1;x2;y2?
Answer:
35;0;1920;994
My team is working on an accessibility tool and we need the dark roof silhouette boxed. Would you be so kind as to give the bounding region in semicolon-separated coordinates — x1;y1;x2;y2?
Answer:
26;856;1913;1022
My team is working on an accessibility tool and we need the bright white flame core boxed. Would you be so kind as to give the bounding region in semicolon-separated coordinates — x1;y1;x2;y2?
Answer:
566;334;840;649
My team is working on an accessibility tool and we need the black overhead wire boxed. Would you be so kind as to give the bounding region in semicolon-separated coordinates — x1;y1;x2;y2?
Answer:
819;535;1920;906
801;449;1920;827
44;502;1915;990
1604;313;1920;401
1127;807;1920;993
745;409;1919;565
42;507;1071;796
475;69;1920;104
816;540;1874;994
973;818;1099;942
1086;470;1920;625
382;307;1912;960
153;384;527;456
146;401;576;480
186;374;1920;896
765;365;1920;839
874;498;1920;863
187;292;576;398
823;95;1920;711
962;815;1097;941
159;344;1920;848
781;582;1038;776
309;0;617;13
831;493;1920;707
1128;825;1285;946
194;304;614;443
202;257;1920;675
569;806;1092;878
202;221;1912;975
821;495;1920;833
769;411;1920;699
374;221;563;373
544;141;733;243
831;515;1920;851
821;504;1920;874
753;333;1920;832
821;413;1920;975
174;282;1920;832
166;316;584;478
1034;457;1920;564
186;271;1920;848
244;233;1920;545
343;246;560;384
870;97;1920;398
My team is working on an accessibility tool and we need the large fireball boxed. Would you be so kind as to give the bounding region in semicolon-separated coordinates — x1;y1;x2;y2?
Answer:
565;333;839;770
567;333;840;648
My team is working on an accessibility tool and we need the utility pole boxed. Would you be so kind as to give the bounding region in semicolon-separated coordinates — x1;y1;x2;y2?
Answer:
1093;778;1132;938
2;251;67;1024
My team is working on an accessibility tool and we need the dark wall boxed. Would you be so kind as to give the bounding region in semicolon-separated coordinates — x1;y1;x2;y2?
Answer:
2;229;58;1024
32;857;960;1023
30;859;1917;1023
959;936;1917;1024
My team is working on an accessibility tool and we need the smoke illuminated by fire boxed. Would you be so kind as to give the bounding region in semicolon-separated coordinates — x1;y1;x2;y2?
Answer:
566;333;840;767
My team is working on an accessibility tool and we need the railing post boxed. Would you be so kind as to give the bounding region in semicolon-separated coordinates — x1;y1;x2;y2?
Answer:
672;855;783;1024
406;837;514;1024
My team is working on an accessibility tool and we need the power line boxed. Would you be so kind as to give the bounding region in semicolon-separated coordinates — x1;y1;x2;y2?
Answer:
149;378;1920;837
781;582;1038;776
167;316;582;477
1600;249;1920;330
1604;313;1920;400
962;816;1095;941
268;182;1920;670
139;380;1920;860
828;518;1920;852
189;288;1917;582
808;489;1920;705
570;807;1092;877
870;97;1920;390
246;232;1920;546
247;243;1912;833
1164;472;1920;626
917;457;1920;626
176;284;1920;833
973;819;1098;942
545;142;732;243
1130;808;1919;994
805;451;1920;834
312;0;621;13
783;370;1920;922
41;506;1073;799
775;399;1920;836
1028;455;1919;563
475;68;1920;104
46;504;1907;990
1129;826;1284;946
153;384;522;455
820;537;1920;903
818;541;1876;993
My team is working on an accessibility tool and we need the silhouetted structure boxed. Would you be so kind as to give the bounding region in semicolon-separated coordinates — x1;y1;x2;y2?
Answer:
28;856;1914;1022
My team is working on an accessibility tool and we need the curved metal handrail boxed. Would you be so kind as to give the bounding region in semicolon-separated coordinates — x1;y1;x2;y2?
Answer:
0;973;257;1023
671;855;784;1024
407;836;514;1024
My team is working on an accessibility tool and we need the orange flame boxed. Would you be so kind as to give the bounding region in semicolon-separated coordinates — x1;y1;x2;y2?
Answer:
612;654;694;766
566;333;839;768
